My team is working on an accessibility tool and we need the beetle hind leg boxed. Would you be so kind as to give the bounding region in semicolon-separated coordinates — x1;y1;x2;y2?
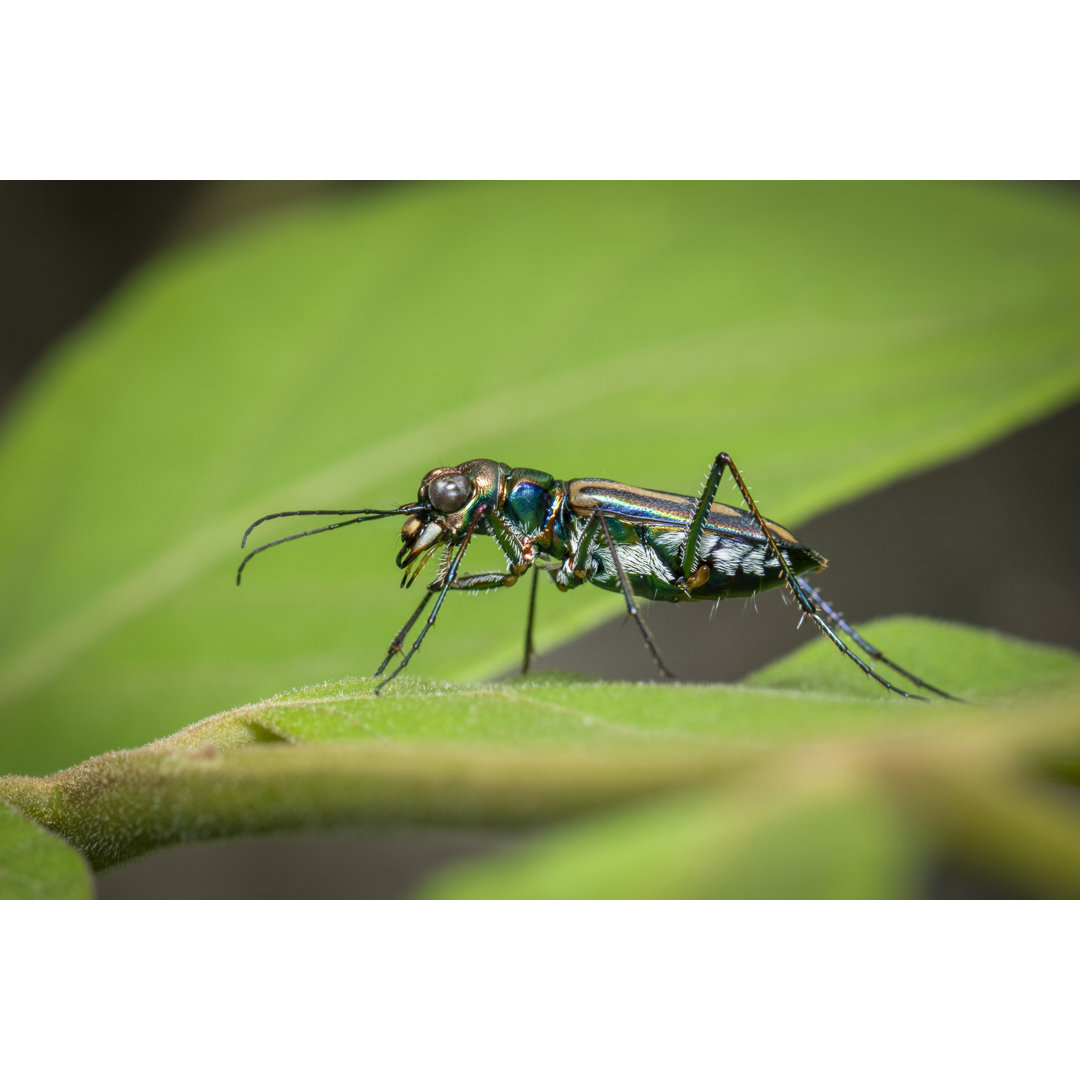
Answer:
796;576;963;702
705;450;959;702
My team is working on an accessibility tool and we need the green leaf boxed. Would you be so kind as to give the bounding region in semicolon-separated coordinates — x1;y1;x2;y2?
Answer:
421;769;925;900
749;615;1080;702
0;799;92;899
2;621;1078;897
420;723;1080;899
2;183;1080;775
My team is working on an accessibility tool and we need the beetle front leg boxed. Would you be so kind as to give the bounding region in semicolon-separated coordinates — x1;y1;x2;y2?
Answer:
374;516;482;693
486;506;535;579
375;589;434;677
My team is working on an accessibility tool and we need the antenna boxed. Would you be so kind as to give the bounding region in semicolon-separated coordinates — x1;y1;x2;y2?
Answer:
237;505;423;584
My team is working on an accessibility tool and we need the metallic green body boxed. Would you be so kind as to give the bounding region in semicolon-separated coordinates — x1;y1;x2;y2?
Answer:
397;459;822;604
241;453;954;700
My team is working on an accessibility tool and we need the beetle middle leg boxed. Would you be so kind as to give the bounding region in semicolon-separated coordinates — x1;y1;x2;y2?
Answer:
378;562;539;682
575;510;675;679
444;565;551;676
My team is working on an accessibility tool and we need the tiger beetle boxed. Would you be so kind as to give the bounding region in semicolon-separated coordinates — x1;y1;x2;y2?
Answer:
238;454;958;700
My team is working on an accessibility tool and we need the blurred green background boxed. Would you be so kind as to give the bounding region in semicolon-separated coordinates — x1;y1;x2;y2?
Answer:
1;181;1079;897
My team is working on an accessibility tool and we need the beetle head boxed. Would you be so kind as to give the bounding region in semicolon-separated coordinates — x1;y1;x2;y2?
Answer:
396;459;507;572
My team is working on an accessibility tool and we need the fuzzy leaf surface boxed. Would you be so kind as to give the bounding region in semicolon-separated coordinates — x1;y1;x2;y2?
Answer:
0;799;92;899
2;621;1077;898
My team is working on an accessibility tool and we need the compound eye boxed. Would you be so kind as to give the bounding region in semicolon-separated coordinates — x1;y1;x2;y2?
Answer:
428;472;471;513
